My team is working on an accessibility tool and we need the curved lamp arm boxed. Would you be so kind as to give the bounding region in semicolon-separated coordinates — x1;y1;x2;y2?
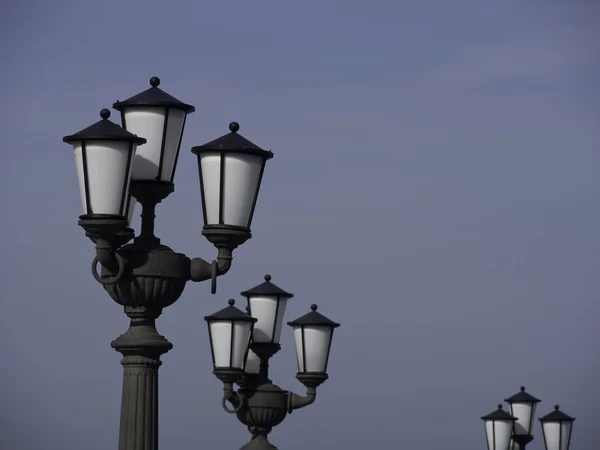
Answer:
92;238;126;285
287;387;317;413
222;382;245;414
189;248;233;294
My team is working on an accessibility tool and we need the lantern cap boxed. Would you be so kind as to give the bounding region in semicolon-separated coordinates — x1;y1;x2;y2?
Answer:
204;299;257;322
481;404;517;421
191;122;274;159
241;274;294;298
287;304;340;328
63;109;147;144
505;386;541;404
113;76;195;113
539;405;575;422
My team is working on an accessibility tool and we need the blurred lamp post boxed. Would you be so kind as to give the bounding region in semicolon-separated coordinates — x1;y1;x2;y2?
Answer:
62;77;308;450
205;275;340;450
482;387;575;450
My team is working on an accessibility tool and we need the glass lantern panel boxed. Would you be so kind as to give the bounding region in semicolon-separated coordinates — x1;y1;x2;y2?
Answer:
249;295;287;344
293;325;332;373
542;421;573;450
209;320;253;369
510;402;536;435
74;140;135;216
485;420;513;450
124;107;186;181
199;152;263;227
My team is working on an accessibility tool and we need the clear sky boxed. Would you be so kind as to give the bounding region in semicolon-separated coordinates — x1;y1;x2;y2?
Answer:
1;1;599;449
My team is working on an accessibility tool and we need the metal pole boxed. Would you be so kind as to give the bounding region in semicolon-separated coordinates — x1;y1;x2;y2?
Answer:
111;306;172;450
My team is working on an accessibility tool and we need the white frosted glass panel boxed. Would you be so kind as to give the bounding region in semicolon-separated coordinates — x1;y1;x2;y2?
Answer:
542;422;572;450
293;326;332;373
245;349;260;374
485;420;513;450
124;108;164;180
199;153;263;227
511;403;535;435
124;107;185;181
209;321;252;369
200;153;221;224
249;296;287;344
73;141;134;216
160;109;185;180
222;154;262;226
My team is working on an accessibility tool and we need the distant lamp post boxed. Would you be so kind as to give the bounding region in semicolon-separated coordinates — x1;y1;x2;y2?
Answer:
206;275;341;450
539;405;576;450
63;77;275;450
482;404;517;450
483;388;576;450
505;386;541;450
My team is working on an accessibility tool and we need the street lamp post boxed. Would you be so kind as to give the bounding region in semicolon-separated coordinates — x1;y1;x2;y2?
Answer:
482;388;576;450
205;275;341;450
63;78;274;450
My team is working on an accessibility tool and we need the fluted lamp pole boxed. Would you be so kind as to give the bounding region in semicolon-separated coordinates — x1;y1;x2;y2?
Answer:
63;77;274;450
205;275;341;450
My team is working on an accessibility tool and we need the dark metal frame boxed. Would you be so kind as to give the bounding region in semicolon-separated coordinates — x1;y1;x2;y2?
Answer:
505;386;541;450
481;404;517;450
114;77;195;183
192;121;273;233
241;274;294;345
63;80;274;450
539;405;575;450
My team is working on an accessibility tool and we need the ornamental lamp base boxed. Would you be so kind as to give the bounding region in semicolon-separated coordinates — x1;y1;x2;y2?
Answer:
78;214;128;244
202;225;251;250
296;372;328;388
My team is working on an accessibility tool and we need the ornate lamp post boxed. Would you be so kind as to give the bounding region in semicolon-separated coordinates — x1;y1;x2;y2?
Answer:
483;388;576;450
63;77;274;450
205;275;341;450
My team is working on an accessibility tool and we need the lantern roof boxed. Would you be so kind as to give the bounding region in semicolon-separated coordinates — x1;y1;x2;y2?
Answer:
204;299;257;322
113;77;195;113
287;304;340;328
191;122;274;159
539;405;575;423
63;109;146;144
241;274;294;298
481;404;517;422
505;386;541;404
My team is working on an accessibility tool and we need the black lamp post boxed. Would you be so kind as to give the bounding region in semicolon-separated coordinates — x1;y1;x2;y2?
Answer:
206;275;341;450
63;77;274;450
483;388;576;450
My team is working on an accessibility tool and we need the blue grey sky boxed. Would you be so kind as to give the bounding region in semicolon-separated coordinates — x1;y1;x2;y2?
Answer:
1;0;599;449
